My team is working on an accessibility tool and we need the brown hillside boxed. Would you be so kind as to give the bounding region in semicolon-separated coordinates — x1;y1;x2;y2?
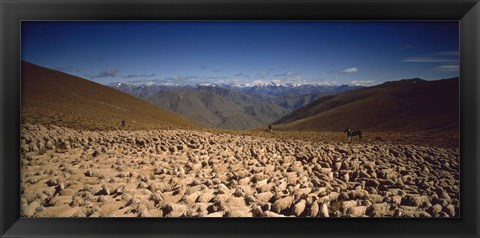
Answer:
275;78;459;132
21;61;196;130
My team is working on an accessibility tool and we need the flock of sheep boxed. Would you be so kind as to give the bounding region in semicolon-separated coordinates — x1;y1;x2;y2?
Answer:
20;123;459;218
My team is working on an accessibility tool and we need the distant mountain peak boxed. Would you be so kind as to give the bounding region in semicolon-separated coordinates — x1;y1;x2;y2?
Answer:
108;78;361;130
108;79;350;89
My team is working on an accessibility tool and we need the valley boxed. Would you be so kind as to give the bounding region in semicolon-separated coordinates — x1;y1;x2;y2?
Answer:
20;61;460;218
111;81;360;130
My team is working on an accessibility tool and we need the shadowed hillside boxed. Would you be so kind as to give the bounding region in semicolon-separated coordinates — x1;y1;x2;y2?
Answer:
145;88;289;130
275;78;459;132
21;61;196;130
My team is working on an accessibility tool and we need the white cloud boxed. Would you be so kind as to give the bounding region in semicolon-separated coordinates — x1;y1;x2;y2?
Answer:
342;67;358;73
350;80;377;86
315;80;340;86
436;65;459;71
122;73;157;79
93;68;119;78
272;71;302;83
164;75;198;82
274;71;294;77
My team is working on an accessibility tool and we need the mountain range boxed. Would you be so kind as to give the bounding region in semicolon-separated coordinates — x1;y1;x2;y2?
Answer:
22;61;459;134
110;82;360;130
144;87;289;130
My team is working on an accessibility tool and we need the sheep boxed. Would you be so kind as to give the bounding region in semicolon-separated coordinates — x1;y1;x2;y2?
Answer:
348;206;367;217
225;210;252;217
196;192;215;203
308;201;319;217
319;203;329;217
263;211;286;217
273;196;294;213
254;192;274;204
293;199;307;216
341;200;358;214
162;203;187;217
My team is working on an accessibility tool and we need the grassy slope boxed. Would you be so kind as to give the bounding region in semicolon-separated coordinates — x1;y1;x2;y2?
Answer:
21;61;197;131
275;78;459;133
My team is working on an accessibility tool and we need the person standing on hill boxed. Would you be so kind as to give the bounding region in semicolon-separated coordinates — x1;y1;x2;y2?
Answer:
268;124;273;133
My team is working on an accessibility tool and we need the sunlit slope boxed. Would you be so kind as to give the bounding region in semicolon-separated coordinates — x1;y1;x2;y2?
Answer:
21;61;197;130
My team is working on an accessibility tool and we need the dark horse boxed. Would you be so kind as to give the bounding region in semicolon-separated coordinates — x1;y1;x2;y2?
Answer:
344;129;362;142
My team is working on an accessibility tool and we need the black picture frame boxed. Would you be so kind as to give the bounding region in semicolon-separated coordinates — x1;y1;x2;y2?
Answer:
1;0;479;237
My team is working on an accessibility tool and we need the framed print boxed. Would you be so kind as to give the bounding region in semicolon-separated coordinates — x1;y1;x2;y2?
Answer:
1;0;479;237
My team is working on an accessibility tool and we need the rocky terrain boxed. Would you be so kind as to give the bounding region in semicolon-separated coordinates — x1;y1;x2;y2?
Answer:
20;124;459;218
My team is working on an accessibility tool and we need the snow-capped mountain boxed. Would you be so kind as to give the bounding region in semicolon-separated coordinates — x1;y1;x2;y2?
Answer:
108;80;363;130
109;80;362;99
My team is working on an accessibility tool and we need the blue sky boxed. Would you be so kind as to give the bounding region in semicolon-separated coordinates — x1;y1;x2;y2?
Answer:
22;21;459;86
